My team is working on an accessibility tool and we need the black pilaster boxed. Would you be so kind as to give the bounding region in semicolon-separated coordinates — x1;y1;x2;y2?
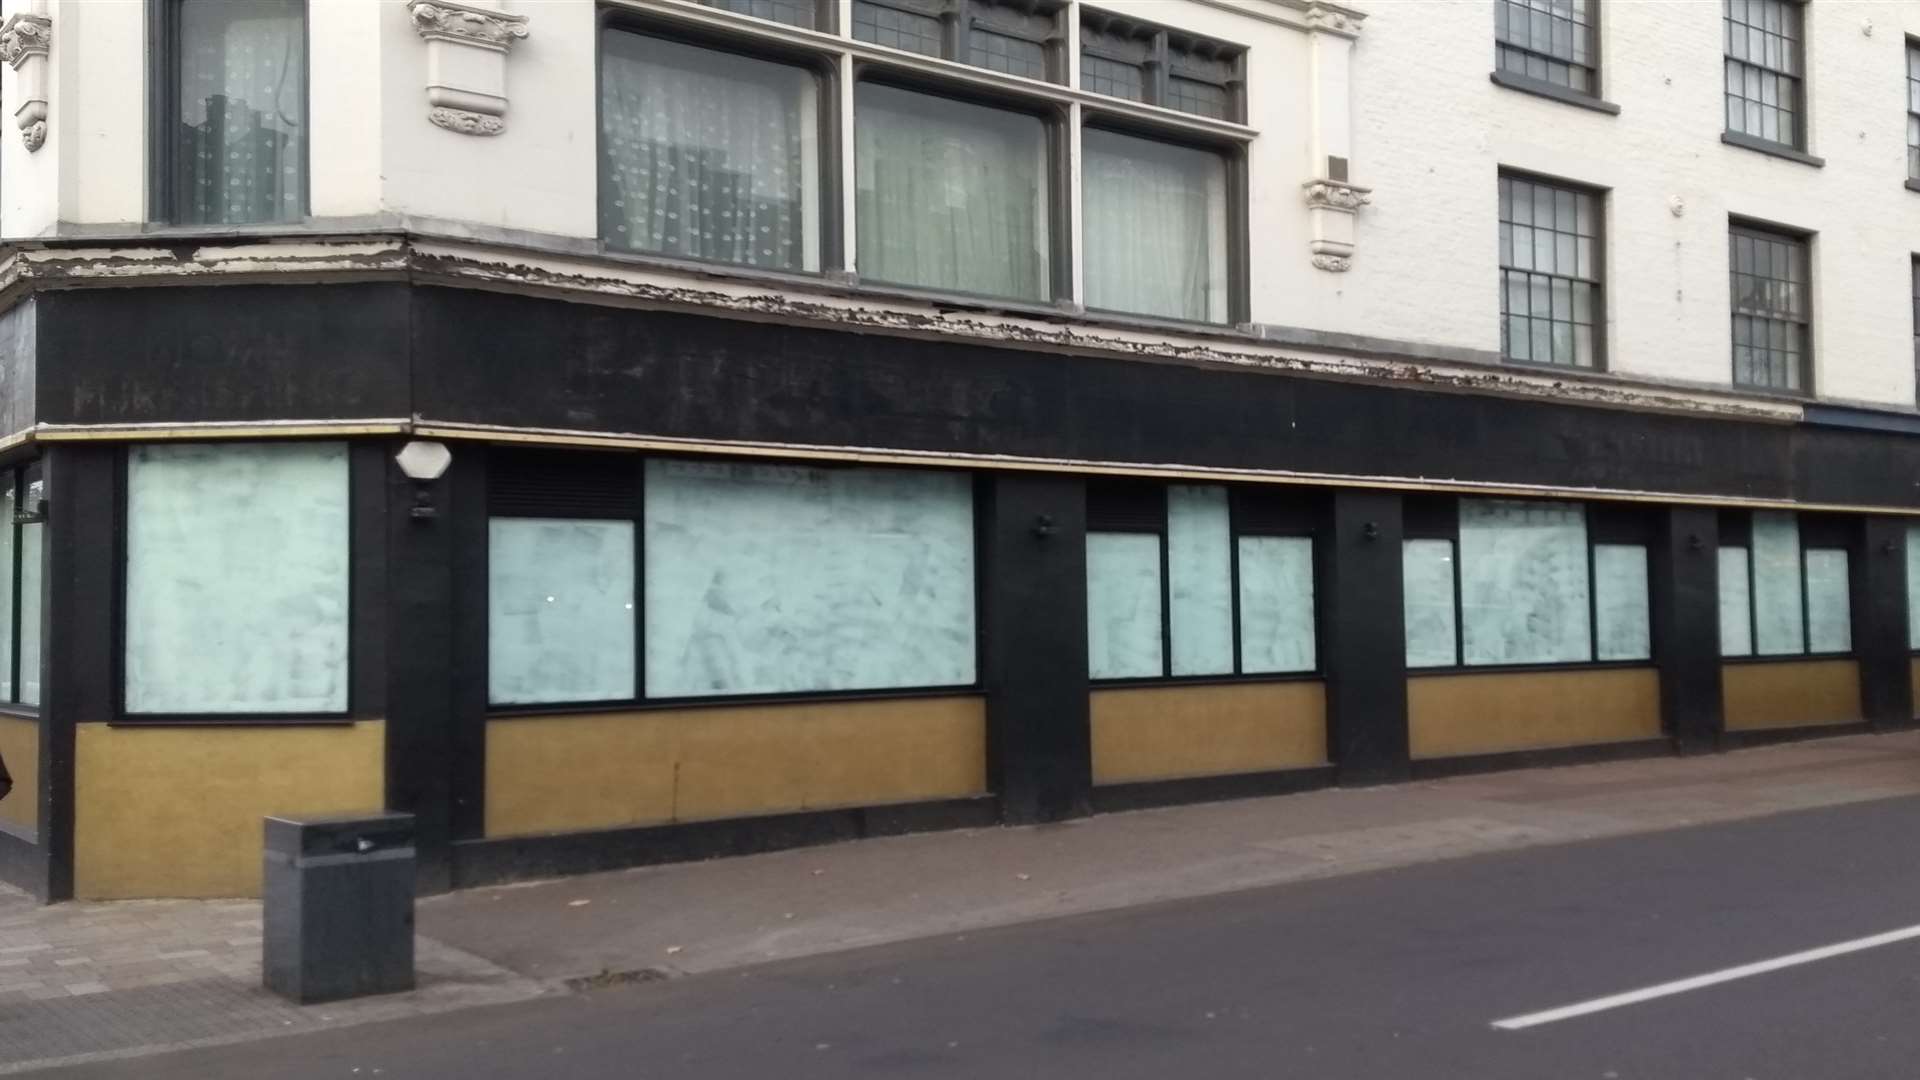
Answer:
1855;517;1911;730
447;451;489;844
380;441;456;894
1322;490;1408;785
41;445;118;901
1652;506;1722;753
981;472;1090;825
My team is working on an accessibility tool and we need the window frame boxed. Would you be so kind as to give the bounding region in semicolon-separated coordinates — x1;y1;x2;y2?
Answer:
0;462;42;717
1496;168;1608;371
1490;0;1609;110
1077;7;1246;123
696;0;839;33
1907;37;1920;188
1085;481;1325;688
850;0;1066;83
147;0;313;226
1716;510;1858;662
593;0;1253;322
1721;0;1808;154
483;448;985;715
1727;217;1814;396
1402;495;1656;674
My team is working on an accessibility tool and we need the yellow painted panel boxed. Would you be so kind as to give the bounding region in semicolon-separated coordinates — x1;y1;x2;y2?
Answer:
74;722;385;900
1090;682;1327;786
1409;668;1662;759
486;696;987;838
1722;659;1862;731
1910;658;1920;723
0;714;38;837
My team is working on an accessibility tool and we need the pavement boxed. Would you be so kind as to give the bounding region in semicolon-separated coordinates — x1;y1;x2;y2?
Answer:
4;729;1920;1074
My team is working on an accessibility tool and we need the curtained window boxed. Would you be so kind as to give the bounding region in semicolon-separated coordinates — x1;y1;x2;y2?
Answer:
599;32;820;271
855;83;1050;301
169;0;306;225
1083;129;1228;323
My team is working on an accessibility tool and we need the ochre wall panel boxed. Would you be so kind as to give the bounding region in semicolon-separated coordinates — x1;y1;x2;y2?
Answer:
74;721;385;899
0;715;38;837
1722;659;1862;732
1090;682;1327;786
1409;668;1661;759
485;696;987;838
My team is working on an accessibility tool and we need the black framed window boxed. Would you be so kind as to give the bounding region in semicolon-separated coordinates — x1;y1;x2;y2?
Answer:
1079;11;1244;123
1912;258;1919;405
1495;0;1597;95
598;29;824;272
1402;496;1652;670
852;0;1064;82
698;0;829;30
1723;0;1804;149
1499;172;1602;368
1908;40;1920;179
159;0;308;225
0;465;43;709
1082;128;1230;323
1085;482;1321;682
1717;511;1852;658
1728;222;1811;392
486;450;979;709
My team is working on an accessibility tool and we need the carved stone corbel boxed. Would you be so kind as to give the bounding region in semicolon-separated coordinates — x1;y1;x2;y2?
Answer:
407;0;529;136
1303;179;1372;273
0;12;51;152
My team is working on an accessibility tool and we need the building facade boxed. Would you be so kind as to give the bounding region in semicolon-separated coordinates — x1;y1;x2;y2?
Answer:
2;0;1919;901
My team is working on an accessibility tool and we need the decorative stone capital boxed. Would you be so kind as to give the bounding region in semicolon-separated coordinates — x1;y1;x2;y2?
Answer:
1;11;51;154
1301;3;1363;38
408;0;529;51
407;1;528;136
1302;179;1373;213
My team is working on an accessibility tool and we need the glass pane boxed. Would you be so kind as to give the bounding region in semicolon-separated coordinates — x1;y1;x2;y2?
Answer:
1751;511;1804;655
600;32;818;271
856;83;1050;300
16;522;38;707
1593;544;1651;661
643;459;977;696
124;442;350;713
1087;532;1165;679
1166;485;1232;676
1459;499;1592;665
1718;546;1753;657
1082;129;1229;323
1403;539;1458;668
0;484;13;702
488;520;637;705
173;0;306;224
1238;536;1315;673
1908;526;1920;649
1804;548;1851;653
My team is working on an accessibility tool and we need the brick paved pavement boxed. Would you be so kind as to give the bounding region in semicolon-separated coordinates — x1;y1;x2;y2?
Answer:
0;889;546;1075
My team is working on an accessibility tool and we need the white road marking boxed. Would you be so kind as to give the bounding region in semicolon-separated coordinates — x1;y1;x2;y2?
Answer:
1491;923;1920;1031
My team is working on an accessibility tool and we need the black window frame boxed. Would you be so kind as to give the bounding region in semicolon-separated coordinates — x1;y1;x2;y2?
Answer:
0;463;42;716
483;448;985;715
1722;0;1808;154
1402;495;1656;674
1491;0;1605;107
594;17;845;276
850;0;1066;83
1497;169;1607;371
696;0;838;32
1716;510;1859;662
147;0;312;226
1077;8;1245;124
1727;218;1814;395
1907;38;1920;186
1085;480;1327;687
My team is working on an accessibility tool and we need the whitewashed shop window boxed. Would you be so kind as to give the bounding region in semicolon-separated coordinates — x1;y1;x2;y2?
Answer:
0;468;43;708
1239;536;1315;673
17;516;41;708
1459;499;1591;665
124;442;349;714
488;520;637;705
643;460;976;697
1750;511;1804;655
1593;543;1651;662
1908;525;1920;649
1166;485;1232;676
1402;539;1458;669
1087;532;1165;679
1718;546;1754;657
1803;548;1851;654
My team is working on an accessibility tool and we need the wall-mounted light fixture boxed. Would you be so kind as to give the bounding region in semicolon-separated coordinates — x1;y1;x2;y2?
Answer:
1031;514;1058;539
1361;521;1379;541
394;440;453;520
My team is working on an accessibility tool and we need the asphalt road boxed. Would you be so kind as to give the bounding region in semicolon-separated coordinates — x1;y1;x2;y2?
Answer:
40;796;1920;1079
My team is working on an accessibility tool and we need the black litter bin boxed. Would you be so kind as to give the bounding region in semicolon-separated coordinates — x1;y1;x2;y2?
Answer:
262;812;417;1004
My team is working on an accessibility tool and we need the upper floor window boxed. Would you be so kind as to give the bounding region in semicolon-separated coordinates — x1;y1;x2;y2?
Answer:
1723;0;1804;150
1498;172;1601;368
852;0;1063;82
1911;259;1919;403
163;0;307;226
1082;129;1228;322
1907;40;1920;180
1079;11;1243;122
599;31;821;272
699;0;827;30
1494;0;1596;95
1728;222;1810;392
